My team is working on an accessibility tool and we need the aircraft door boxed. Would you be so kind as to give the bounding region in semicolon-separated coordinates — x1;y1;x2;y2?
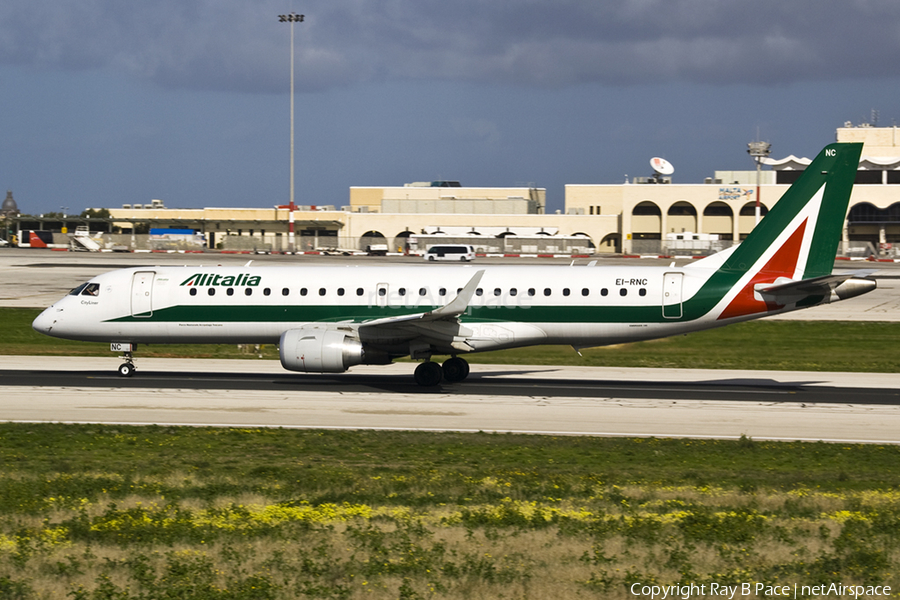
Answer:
662;272;683;319
131;271;155;317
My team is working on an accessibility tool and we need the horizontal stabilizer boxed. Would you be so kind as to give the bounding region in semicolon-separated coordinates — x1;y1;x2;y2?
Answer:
757;271;877;303
759;270;875;295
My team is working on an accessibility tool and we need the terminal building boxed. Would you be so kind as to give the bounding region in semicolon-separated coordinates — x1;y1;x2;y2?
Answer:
564;124;900;256
9;124;900;256
99;182;606;254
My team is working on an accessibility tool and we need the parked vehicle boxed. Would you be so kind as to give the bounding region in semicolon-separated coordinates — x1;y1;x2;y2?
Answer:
424;244;476;262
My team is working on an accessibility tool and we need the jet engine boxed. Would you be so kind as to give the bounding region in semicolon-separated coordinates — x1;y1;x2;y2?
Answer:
280;327;384;373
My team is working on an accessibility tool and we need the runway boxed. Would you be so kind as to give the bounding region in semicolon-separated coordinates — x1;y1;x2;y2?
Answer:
2;357;899;444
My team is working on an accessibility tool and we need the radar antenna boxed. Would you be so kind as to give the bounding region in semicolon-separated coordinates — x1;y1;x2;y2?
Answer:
649;157;674;183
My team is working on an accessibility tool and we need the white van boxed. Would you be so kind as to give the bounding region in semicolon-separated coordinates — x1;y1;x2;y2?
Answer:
424;244;476;262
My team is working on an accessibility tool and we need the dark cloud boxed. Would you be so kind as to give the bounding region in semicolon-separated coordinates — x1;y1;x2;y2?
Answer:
2;0;899;92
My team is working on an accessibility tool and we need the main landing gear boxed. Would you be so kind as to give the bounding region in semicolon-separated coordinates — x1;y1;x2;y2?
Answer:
413;356;470;387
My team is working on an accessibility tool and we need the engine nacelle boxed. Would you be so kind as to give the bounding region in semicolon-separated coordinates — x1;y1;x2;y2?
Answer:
280;327;365;373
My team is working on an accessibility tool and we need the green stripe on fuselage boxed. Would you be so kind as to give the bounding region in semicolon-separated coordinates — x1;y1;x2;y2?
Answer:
106;302;679;325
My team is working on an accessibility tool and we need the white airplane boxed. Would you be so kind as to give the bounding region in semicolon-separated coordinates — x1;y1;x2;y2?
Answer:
33;143;876;386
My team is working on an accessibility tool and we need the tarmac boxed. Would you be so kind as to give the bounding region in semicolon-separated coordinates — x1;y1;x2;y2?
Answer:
1;356;899;444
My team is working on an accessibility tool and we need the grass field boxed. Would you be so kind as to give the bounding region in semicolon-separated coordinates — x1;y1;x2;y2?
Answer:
0;425;898;599
5;311;900;597
6;308;900;372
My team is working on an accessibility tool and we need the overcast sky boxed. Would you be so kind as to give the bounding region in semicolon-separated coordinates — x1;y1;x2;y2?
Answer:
3;0;900;215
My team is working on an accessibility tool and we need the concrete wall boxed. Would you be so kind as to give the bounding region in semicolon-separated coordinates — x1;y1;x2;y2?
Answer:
837;126;900;156
567;183;793;253
350;186;546;214
381;198;536;214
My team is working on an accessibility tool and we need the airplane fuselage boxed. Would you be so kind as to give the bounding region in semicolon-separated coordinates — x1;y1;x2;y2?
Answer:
30;143;876;385
32;261;854;352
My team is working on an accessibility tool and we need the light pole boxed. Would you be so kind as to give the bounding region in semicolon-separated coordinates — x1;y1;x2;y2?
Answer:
747;140;771;226
279;12;304;252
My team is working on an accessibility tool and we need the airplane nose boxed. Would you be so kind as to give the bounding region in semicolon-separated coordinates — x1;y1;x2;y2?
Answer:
32;307;59;335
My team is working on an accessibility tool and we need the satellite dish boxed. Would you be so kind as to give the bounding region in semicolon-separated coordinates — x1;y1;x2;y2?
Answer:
650;157;674;176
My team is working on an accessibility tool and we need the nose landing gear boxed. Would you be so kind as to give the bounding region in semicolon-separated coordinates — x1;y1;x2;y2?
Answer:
112;343;137;377
118;360;135;377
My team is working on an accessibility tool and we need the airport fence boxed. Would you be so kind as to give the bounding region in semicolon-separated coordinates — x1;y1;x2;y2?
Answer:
631;239;889;259
44;232;890;259
55;233;207;252
401;235;597;255
631;239;735;256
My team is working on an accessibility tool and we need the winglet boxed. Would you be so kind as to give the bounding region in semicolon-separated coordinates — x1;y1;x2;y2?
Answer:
430;270;484;318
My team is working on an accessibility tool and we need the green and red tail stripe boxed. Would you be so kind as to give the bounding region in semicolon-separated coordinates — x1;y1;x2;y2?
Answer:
683;142;863;321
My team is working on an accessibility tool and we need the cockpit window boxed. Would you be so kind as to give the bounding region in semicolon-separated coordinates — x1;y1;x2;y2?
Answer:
68;283;89;296
81;283;101;296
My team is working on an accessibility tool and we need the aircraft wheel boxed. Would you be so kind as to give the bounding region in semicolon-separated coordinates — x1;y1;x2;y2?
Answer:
118;363;135;377
414;361;443;387
442;357;470;382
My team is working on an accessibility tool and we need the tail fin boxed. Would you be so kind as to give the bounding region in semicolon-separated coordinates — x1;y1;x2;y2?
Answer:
696;142;862;321
721;142;861;280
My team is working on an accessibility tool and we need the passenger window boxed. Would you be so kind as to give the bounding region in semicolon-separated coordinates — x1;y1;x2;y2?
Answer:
494;288;501;296
227;288;234;296
378;288;386;297
528;288;535;296
338;288;345;296
263;288;271;296
620;288;627;296
282;288;289;296
419;288;427;296
439;288;447;296
300;288;308;296
563;288;570;296
208;288;216;296
601;288;609;297
476;288;483;296
510;288;518;296
245;288;253;296
543;288;551;296
81;283;101;296
189;288;198;296
582;288;589;296
639;288;647;297
356;288;364;296
319;288;326;296
399;288;406;296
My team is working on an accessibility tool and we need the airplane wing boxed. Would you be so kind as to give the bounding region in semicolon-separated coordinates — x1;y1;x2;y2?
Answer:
357;270;485;353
